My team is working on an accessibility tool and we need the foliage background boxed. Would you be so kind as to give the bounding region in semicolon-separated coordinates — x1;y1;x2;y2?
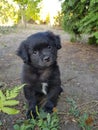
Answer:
14;0;41;24
1;0;98;44
61;0;98;44
0;0;42;26
0;0;19;26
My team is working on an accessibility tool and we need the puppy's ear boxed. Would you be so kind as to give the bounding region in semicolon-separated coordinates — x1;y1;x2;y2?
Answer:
46;31;61;50
55;35;61;49
17;41;29;63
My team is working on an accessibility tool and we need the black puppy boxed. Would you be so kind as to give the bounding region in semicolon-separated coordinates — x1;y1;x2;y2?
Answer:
17;31;63;118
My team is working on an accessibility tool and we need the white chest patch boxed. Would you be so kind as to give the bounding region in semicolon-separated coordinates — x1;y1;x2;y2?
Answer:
41;82;48;95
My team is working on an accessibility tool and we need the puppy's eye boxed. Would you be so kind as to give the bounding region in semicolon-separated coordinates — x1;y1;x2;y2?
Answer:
33;50;38;55
48;45;51;49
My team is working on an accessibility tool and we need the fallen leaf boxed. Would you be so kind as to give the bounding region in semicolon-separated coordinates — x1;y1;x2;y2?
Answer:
85;116;94;125
53;107;58;112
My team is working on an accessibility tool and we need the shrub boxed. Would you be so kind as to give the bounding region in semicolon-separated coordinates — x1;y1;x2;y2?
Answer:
62;0;98;44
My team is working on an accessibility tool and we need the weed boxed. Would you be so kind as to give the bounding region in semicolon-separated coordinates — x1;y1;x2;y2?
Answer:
66;97;96;130
66;97;80;117
78;113;93;130
14;108;60;130
0;84;24;115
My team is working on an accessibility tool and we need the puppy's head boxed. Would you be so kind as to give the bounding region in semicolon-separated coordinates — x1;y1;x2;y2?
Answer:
17;31;61;68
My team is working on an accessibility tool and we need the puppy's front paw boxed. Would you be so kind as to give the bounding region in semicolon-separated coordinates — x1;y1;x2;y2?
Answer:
43;100;54;113
26;108;37;119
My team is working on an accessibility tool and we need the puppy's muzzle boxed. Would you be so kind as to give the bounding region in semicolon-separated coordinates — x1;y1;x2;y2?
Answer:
43;56;50;62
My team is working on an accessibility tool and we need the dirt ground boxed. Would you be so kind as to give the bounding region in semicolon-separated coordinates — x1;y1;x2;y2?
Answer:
0;25;98;130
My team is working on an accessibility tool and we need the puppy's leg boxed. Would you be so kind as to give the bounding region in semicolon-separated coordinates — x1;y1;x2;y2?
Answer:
43;66;63;113
43;86;63;113
24;85;37;119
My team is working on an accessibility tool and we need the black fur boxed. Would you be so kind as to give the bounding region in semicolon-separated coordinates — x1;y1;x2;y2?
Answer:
17;31;63;118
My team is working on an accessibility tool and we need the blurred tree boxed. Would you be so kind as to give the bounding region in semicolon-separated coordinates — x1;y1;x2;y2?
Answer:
14;0;42;27
25;0;41;23
54;12;63;26
62;0;98;44
0;0;19;26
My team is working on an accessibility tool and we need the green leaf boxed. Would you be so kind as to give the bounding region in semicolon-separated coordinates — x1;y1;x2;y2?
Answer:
42;128;49;130
2;107;20;115
39;109;47;119
0;85;24;115
0;90;6;101
81;0;86;3
38;119;43;127
0;121;2;126
93;32;98;38
20;124;26;130
4;100;19;106
6;84;24;100
68;0;74;6
52;128;58;130
47;113;51;125
25;124;34;129
13;124;20;130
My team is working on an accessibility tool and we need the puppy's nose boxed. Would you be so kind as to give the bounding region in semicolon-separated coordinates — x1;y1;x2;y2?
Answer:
44;56;50;62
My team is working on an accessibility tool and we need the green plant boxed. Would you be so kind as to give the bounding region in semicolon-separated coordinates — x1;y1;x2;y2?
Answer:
66;97;95;130
78;113;93;130
62;0;98;44
14;108;60;130
0;84;24;115
66;97;80;117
